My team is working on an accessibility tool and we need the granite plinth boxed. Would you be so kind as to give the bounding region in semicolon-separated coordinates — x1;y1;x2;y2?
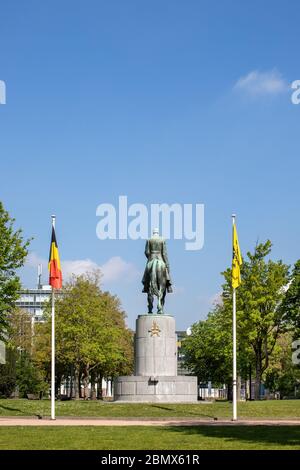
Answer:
114;313;198;403
114;375;198;403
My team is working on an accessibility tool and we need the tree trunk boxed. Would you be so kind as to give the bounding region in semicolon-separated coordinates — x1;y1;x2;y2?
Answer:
254;340;264;400
56;373;62;398
90;370;97;400
79;369;82;399
69;365;73;399
82;365;90;400
248;364;252;400
97;372;103;399
74;366;80;400
255;359;262;400
227;382;233;401
237;376;242;401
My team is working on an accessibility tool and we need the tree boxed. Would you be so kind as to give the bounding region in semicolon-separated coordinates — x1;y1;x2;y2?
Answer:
182;305;232;390
16;351;47;398
264;332;300;398
8;307;33;354
222;240;290;399
0;202;30;340
183;240;290;401
0;348;17;397
0;308;38;398
281;260;300;334
34;272;134;399
183;303;253;399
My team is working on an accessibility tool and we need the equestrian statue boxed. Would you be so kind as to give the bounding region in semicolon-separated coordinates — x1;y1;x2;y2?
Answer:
142;228;173;314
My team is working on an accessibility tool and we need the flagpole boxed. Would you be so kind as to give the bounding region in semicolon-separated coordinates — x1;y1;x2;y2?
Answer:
232;214;237;421
51;215;56;420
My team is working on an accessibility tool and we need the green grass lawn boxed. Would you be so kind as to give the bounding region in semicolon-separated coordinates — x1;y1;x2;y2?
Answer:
1;399;300;419
0;425;300;450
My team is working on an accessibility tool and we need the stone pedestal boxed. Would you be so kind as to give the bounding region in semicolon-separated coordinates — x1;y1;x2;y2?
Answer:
135;314;177;377
114;314;197;403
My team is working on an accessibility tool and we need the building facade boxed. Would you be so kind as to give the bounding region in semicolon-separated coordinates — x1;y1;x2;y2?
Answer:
16;285;52;323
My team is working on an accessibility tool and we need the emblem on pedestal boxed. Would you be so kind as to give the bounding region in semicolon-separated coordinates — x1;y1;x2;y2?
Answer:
149;320;161;337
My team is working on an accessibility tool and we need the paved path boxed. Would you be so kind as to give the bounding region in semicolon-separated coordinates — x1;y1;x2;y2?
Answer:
1;417;300;426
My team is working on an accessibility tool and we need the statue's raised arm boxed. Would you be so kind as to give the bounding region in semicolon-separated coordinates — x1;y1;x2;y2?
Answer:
142;228;173;314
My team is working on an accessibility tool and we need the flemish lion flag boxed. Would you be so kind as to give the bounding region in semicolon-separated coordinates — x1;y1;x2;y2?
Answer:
232;222;242;289
48;226;62;289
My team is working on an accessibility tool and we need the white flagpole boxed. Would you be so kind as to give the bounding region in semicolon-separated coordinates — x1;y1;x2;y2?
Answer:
232;214;237;421
51;215;56;420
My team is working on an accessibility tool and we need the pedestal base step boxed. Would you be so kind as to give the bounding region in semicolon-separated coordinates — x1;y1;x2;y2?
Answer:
114;375;198;403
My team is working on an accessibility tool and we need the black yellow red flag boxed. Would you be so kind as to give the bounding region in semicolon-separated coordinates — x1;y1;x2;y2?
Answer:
48;226;62;289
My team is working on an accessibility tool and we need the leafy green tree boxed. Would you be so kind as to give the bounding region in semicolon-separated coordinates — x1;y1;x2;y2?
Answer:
16;351;47;398
0;308;34;398
183;240;290;401
0;202;30;340
0;348;17;397
222;240;290;399
264;332;300;398
183;303;254;399
33;318;69;398
183;305;232;389
8;307;33;353
35;272;133;399
281;260;300;335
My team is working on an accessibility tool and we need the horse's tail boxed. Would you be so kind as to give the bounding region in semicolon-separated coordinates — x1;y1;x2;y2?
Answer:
149;259;160;297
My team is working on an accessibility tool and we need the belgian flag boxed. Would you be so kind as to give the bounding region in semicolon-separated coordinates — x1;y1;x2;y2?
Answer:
48;226;62;289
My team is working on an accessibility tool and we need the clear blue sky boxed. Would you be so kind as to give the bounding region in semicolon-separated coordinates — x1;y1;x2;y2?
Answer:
1;0;300;330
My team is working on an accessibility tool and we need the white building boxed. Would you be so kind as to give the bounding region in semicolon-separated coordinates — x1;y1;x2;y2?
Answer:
16;284;52;323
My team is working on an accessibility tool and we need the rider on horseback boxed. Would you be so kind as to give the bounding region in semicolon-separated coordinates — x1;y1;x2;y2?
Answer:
142;229;173;313
142;228;173;293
